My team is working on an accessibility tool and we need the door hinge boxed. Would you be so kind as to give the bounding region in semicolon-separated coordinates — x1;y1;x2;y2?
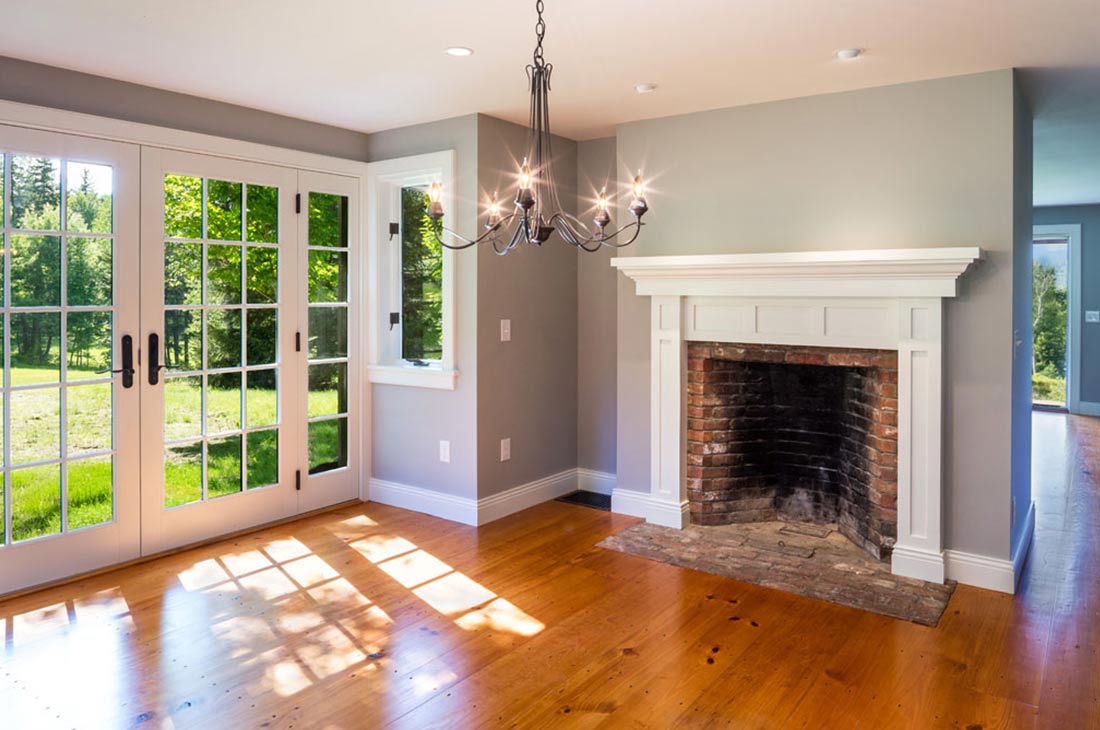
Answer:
295;470;302;491
295;331;302;352
388;222;400;240
295;193;302;214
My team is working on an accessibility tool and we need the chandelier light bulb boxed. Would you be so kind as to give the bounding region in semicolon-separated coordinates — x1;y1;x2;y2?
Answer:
629;172;649;219
594;186;611;230
427;181;444;221
519;157;533;190
487;193;502;228
632;171;644;201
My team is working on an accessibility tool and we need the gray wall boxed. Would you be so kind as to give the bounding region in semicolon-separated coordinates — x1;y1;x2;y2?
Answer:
476;116;579;498
1010;75;1034;556
0;55;369;159
576;137;619;475
614;70;1028;560
1034;204;1100;405
366;115;481;498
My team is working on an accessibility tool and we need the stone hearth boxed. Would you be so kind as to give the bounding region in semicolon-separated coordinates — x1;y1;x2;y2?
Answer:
685;342;898;560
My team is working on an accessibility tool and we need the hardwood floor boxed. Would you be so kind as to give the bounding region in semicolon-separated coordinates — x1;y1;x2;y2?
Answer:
1;411;1097;729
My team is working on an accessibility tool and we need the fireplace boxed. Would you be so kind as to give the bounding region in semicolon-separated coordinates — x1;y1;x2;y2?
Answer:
686;342;898;560
611;247;982;583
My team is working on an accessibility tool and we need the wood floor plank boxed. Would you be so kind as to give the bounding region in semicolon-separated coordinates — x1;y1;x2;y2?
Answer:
0;412;1097;728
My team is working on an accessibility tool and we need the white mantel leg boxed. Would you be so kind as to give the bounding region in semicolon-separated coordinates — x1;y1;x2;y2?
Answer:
649;295;690;527
891;298;946;582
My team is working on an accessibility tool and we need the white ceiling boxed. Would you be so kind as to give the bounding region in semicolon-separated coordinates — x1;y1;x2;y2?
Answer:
2;0;1100;204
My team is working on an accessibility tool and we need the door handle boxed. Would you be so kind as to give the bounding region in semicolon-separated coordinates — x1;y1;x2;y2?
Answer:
148;332;167;385
97;334;135;388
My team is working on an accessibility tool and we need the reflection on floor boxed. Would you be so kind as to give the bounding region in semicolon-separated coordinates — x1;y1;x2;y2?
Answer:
1;411;1098;728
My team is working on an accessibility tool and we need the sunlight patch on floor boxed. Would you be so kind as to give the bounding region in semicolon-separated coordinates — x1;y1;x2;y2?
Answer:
173;537;392;698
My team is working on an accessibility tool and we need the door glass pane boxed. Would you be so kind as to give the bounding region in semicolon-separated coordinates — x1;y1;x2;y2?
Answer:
11;235;61;305
1;151;119;546
246;185;278;243
208;435;242;498
68;237;113;305
11;312;61;384
308;192;348;247
66;162;113;234
206;180;243;241
68;383;113;455
66;311;112;381
247;430;278;489
67;456;113;530
306;190;350;475
11;464;62;542
11;155;61;230
161;172;282;506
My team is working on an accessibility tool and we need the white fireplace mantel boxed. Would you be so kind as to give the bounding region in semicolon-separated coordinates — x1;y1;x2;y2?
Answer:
612;247;982;584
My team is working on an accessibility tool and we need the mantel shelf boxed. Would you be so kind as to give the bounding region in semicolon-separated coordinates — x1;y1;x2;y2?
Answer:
611;247;982;298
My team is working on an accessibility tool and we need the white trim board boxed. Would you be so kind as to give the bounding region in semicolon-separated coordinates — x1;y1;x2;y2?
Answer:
368;468;608;526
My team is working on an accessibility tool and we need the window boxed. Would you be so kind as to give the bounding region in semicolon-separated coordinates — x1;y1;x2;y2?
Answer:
367;151;456;389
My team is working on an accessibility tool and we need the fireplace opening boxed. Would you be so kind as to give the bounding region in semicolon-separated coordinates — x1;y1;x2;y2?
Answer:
686;343;898;560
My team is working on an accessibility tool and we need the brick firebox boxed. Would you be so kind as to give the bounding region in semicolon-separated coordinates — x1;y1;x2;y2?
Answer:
686;342;899;561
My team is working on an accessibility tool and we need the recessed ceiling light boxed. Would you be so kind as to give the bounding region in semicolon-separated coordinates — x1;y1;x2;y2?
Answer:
835;48;863;61
446;47;474;57
635;83;658;94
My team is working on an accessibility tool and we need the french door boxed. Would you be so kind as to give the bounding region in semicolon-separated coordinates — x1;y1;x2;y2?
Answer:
0;133;360;595
139;151;360;555
0;125;141;593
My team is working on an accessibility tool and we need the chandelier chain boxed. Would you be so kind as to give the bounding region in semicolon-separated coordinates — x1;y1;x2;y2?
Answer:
533;0;546;66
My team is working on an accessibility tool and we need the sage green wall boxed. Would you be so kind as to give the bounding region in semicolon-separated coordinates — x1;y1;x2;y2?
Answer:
576;137;618;475
614;70;1030;561
476;115;578;498
366;115;481;499
0;55;369;159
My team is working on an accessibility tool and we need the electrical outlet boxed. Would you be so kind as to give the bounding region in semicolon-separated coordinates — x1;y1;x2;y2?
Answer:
1086;310;1100;323
439;440;450;463
500;437;511;462
500;318;512;342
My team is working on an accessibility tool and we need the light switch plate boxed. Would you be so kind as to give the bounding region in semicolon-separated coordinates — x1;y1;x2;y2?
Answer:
500;437;511;462
500;318;512;342
1086;310;1100;323
439;440;450;463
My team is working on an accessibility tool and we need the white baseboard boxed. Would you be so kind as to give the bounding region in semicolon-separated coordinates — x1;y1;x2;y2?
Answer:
891;545;946;583
943;500;1035;594
368;478;478;526
610;488;689;527
370;468;610;527
576;469;616;495
944;550;1016;594
1075;400;1100;416
477;469;578;525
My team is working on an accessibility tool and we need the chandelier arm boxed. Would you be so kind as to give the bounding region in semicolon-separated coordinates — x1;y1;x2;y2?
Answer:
430;214;519;250
548;212;643;249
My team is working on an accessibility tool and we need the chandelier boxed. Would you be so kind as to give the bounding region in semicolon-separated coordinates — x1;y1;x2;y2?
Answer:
427;0;649;254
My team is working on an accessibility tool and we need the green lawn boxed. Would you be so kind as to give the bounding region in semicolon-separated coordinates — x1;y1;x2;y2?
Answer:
4;366;343;544
1033;372;1066;405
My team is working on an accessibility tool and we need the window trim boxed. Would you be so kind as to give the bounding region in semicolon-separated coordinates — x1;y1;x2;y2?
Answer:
366;151;457;390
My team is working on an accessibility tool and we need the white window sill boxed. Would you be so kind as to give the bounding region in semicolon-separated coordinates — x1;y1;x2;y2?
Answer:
368;363;459;390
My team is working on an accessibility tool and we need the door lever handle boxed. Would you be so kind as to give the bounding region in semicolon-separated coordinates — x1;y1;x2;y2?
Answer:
149;332;165;385
98;334;135;388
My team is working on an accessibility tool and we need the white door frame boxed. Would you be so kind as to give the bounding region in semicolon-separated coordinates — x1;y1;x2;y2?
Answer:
0;124;141;594
1033;224;1083;414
